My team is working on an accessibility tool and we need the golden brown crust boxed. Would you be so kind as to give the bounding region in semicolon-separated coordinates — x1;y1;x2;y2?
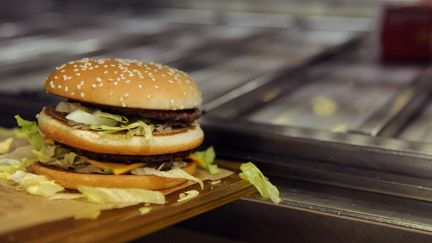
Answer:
31;161;197;190
37;109;204;156
44;58;202;110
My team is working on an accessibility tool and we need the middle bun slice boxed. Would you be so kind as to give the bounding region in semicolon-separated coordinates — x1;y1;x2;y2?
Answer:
37;108;204;156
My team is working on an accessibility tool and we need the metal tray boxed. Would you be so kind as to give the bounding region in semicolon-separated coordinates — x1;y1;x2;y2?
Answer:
200;39;432;200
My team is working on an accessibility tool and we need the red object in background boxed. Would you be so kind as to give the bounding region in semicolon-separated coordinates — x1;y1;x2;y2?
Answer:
380;3;432;61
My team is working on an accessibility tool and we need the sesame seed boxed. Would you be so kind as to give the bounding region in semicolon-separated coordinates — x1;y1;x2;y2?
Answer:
125;80;131;84
103;71;108;74
56;64;66;70
96;77;102;82
60;69;65;73
138;84;143;89
170;99;174;105
124;93;129;97
98;83;103;87
121;102;126;107
168;80;174;83
154;85;159;89
54;76;58;79
57;85;62;89
64;86;69;92
50;81;55;88
71;92;75;96
114;82;118;86
76;73;80;76
114;71;118;74
147;94;152;99
109;91;114;96
80;92;85;97
91;84;97;88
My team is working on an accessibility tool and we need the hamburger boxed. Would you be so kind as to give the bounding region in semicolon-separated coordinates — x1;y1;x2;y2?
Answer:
29;58;204;190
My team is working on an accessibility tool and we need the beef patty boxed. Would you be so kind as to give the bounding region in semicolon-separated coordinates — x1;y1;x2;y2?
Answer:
77;100;201;123
60;143;193;164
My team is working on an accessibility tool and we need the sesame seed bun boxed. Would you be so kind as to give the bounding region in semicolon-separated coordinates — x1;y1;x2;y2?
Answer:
44;58;202;110
37;109;204;156
31;161;196;190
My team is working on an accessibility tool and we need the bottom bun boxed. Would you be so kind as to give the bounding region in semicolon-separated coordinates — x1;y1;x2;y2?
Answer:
31;162;196;190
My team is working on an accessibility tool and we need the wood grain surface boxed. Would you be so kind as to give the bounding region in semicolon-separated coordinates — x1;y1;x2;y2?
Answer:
0;173;254;243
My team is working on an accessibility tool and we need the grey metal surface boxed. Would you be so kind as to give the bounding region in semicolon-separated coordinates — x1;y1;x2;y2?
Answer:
208;39;425;135
144;179;432;242
202;116;432;180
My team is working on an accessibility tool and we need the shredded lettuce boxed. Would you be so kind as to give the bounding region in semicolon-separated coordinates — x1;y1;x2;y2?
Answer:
93;110;128;123
55;102;84;113
66;109;118;126
14;116;78;169
138;206;152;215
77;186;166;204
10;170;64;197
89;121;153;140
57;102;153;139
15;115;44;150
177;190;199;202
239;162;281;204
0;138;13;154
190;146;219;174
63;152;78;165
0;145;36;178
49;193;84;200
56;102;128;124
132;167;204;189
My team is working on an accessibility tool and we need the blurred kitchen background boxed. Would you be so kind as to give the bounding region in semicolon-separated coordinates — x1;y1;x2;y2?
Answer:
4;0;432;242
0;0;378;126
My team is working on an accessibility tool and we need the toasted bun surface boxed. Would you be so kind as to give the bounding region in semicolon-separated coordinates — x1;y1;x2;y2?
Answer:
37;109;204;155
44;58;202;110
32;161;196;190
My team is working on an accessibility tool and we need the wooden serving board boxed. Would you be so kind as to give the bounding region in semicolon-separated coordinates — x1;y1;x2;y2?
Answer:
0;168;254;243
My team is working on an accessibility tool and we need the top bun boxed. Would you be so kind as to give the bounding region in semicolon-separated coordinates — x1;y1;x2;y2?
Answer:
44;58;202;110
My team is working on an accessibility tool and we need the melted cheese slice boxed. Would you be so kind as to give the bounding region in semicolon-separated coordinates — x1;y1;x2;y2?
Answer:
87;159;146;175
